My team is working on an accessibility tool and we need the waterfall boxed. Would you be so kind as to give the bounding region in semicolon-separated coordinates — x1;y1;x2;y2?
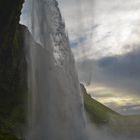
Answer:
27;0;89;139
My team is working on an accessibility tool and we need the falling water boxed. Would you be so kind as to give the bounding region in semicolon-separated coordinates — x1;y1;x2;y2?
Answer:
27;0;89;139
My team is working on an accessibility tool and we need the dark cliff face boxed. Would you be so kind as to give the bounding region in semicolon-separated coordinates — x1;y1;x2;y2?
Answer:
0;0;28;138
0;24;29;135
80;83;89;96
0;0;24;46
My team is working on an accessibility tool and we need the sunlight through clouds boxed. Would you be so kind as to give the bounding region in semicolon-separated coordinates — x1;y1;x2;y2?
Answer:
21;0;140;59
86;84;140;115
58;0;140;59
21;0;140;115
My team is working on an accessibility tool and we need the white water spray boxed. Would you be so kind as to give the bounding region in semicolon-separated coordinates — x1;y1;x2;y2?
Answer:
27;0;89;140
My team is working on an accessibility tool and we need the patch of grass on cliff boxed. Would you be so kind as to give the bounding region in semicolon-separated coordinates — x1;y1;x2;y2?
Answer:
83;91;140;135
83;93;120;125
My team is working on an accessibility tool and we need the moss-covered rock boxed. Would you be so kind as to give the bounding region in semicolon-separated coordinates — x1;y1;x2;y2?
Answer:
0;24;29;140
0;1;26;139
0;0;24;47
0;132;23;140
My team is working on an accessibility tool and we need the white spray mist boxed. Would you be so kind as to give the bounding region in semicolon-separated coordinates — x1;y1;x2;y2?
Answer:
27;0;90;140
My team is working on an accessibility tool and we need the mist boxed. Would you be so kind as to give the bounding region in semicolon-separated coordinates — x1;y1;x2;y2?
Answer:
20;0;140;140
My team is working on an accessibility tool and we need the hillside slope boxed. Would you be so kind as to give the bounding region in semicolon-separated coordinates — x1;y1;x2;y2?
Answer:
84;91;121;125
80;84;121;125
81;84;140;138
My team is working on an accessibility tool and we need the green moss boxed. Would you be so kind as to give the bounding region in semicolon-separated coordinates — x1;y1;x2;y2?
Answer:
0;132;22;140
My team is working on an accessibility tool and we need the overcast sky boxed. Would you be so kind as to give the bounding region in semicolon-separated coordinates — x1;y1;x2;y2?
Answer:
21;0;140;115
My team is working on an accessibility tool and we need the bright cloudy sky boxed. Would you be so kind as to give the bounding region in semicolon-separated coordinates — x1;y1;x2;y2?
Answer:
21;0;140;115
58;0;140;60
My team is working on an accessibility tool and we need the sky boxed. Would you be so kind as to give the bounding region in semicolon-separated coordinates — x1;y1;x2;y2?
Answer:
21;0;140;115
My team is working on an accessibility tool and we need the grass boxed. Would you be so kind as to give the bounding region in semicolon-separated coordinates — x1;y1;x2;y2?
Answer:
83;88;140;136
84;93;121;125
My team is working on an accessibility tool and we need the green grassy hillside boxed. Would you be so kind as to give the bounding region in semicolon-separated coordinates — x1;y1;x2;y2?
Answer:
81;84;140;137
84;92;120;125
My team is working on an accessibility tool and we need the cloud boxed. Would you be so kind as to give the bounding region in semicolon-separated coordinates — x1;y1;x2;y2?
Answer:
57;0;140;59
77;55;140;115
70;36;88;48
20;0;31;30
76;47;140;98
21;0;140;59
98;47;140;79
20;0;140;136
20;0;140;114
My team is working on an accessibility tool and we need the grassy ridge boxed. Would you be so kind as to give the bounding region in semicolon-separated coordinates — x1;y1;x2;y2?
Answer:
84;93;120;125
82;84;140;137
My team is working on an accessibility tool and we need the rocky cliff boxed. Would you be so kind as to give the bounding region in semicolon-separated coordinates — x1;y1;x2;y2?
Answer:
0;1;27;139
